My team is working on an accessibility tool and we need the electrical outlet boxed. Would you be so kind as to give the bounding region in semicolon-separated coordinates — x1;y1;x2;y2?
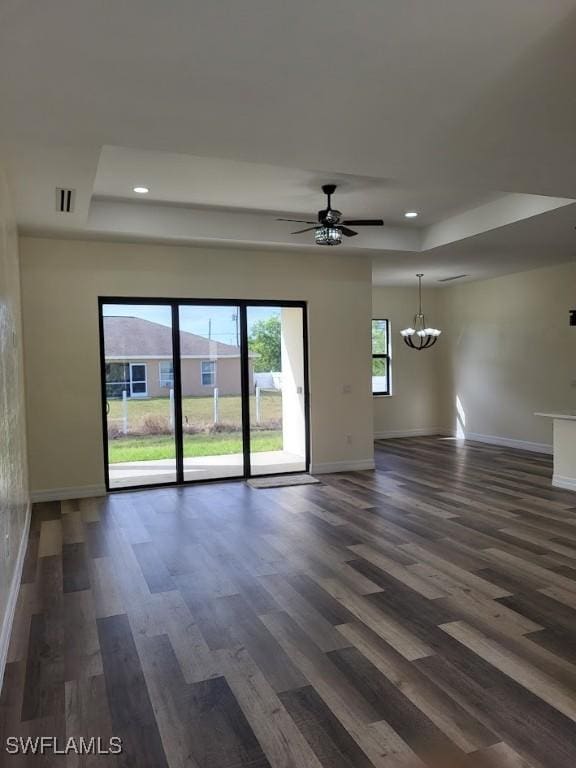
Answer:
342;384;352;394
345;434;353;445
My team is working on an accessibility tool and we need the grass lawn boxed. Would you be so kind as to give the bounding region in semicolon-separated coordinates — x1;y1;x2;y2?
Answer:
107;393;284;463
108;430;282;463
107;392;282;431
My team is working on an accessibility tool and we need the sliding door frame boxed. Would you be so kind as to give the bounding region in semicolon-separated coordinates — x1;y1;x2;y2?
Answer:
98;297;310;492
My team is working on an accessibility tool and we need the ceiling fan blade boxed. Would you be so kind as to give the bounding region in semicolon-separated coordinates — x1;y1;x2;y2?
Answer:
342;219;384;226
277;218;316;224
291;226;318;235
340;226;358;237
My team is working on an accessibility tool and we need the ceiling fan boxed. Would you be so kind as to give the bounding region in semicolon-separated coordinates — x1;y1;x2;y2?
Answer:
277;184;384;246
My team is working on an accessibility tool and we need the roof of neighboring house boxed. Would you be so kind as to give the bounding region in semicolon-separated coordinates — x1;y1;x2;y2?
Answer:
104;316;242;358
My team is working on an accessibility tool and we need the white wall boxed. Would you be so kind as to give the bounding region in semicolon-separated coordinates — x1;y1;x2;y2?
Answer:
438;262;576;451
372;286;443;438
0;169;29;683
20;237;374;496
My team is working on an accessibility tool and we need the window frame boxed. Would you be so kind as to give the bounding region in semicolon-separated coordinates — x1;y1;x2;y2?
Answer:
129;362;148;398
105;362;130;399
99;297;311;492
372;318;391;397
158;360;174;389
200;359;216;387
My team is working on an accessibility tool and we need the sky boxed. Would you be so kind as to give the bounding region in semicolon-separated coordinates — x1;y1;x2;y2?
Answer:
102;303;280;346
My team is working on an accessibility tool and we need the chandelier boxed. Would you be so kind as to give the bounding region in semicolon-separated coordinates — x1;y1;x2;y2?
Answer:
400;273;442;349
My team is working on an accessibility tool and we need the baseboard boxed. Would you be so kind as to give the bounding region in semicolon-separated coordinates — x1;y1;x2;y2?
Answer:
374;428;553;455
552;474;576;492
31;484;107;503
461;431;553;455
311;459;375;474
374;428;447;440
0;501;31;692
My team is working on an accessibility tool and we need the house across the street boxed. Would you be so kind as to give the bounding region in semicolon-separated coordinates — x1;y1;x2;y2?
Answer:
103;316;255;398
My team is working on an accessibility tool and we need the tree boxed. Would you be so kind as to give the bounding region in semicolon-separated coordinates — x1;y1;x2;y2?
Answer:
371;320;387;354
249;316;281;372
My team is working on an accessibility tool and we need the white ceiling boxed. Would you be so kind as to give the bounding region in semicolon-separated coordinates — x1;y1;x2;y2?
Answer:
93;146;499;226
1;0;576;284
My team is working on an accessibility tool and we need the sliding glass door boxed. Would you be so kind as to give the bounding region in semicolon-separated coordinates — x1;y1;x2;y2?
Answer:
99;299;309;490
247;305;307;475
100;303;177;489
178;305;244;482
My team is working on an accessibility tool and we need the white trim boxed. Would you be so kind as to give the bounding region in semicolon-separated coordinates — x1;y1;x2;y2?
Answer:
375;428;445;440
129;362;147;397
459;431;553;455
552;474;576;492
200;359;216;387
31;485;107;503
311;459;375;474
0;502;31;692
375;428;553;455
158;360;174;388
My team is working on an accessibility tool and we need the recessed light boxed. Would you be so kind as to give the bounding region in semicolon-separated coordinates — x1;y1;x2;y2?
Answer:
133;186;149;194
404;211;418;218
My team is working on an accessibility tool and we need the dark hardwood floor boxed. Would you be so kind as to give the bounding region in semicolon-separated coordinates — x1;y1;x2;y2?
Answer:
2;437;576;767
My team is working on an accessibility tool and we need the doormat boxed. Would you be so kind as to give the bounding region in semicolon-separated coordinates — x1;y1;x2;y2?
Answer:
247;474;320;489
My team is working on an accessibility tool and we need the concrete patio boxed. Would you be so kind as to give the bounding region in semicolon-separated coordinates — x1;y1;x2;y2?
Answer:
109;449;306;487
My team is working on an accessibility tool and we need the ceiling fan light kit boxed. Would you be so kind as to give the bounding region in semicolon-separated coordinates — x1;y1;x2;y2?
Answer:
401;274;442;350
314;226;342;246
277;184;384;246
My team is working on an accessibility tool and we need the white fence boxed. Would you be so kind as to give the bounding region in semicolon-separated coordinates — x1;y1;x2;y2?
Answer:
114;388;176;435
110;378;278;434
253;372;282;390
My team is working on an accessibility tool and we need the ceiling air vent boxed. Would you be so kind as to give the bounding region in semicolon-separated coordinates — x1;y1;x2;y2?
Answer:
55;187;75;213
437;274;469;283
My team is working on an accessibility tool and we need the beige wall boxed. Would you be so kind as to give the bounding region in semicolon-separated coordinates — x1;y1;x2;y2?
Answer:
181;357;247;397
372;286;443;437
106;357;246;398
374;263;576;452
17;234;576;501
20;237;374;495
0;169;29;671
438;262;576;450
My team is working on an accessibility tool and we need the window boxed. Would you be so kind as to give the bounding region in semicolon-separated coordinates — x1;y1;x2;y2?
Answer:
105;362;130;398
159;360;174;388
201;360;216;386
104;363;149;398
372;319;390;395
130;363;147;397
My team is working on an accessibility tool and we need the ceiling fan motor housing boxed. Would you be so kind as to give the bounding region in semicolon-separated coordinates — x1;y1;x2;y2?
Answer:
320;208;341;225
